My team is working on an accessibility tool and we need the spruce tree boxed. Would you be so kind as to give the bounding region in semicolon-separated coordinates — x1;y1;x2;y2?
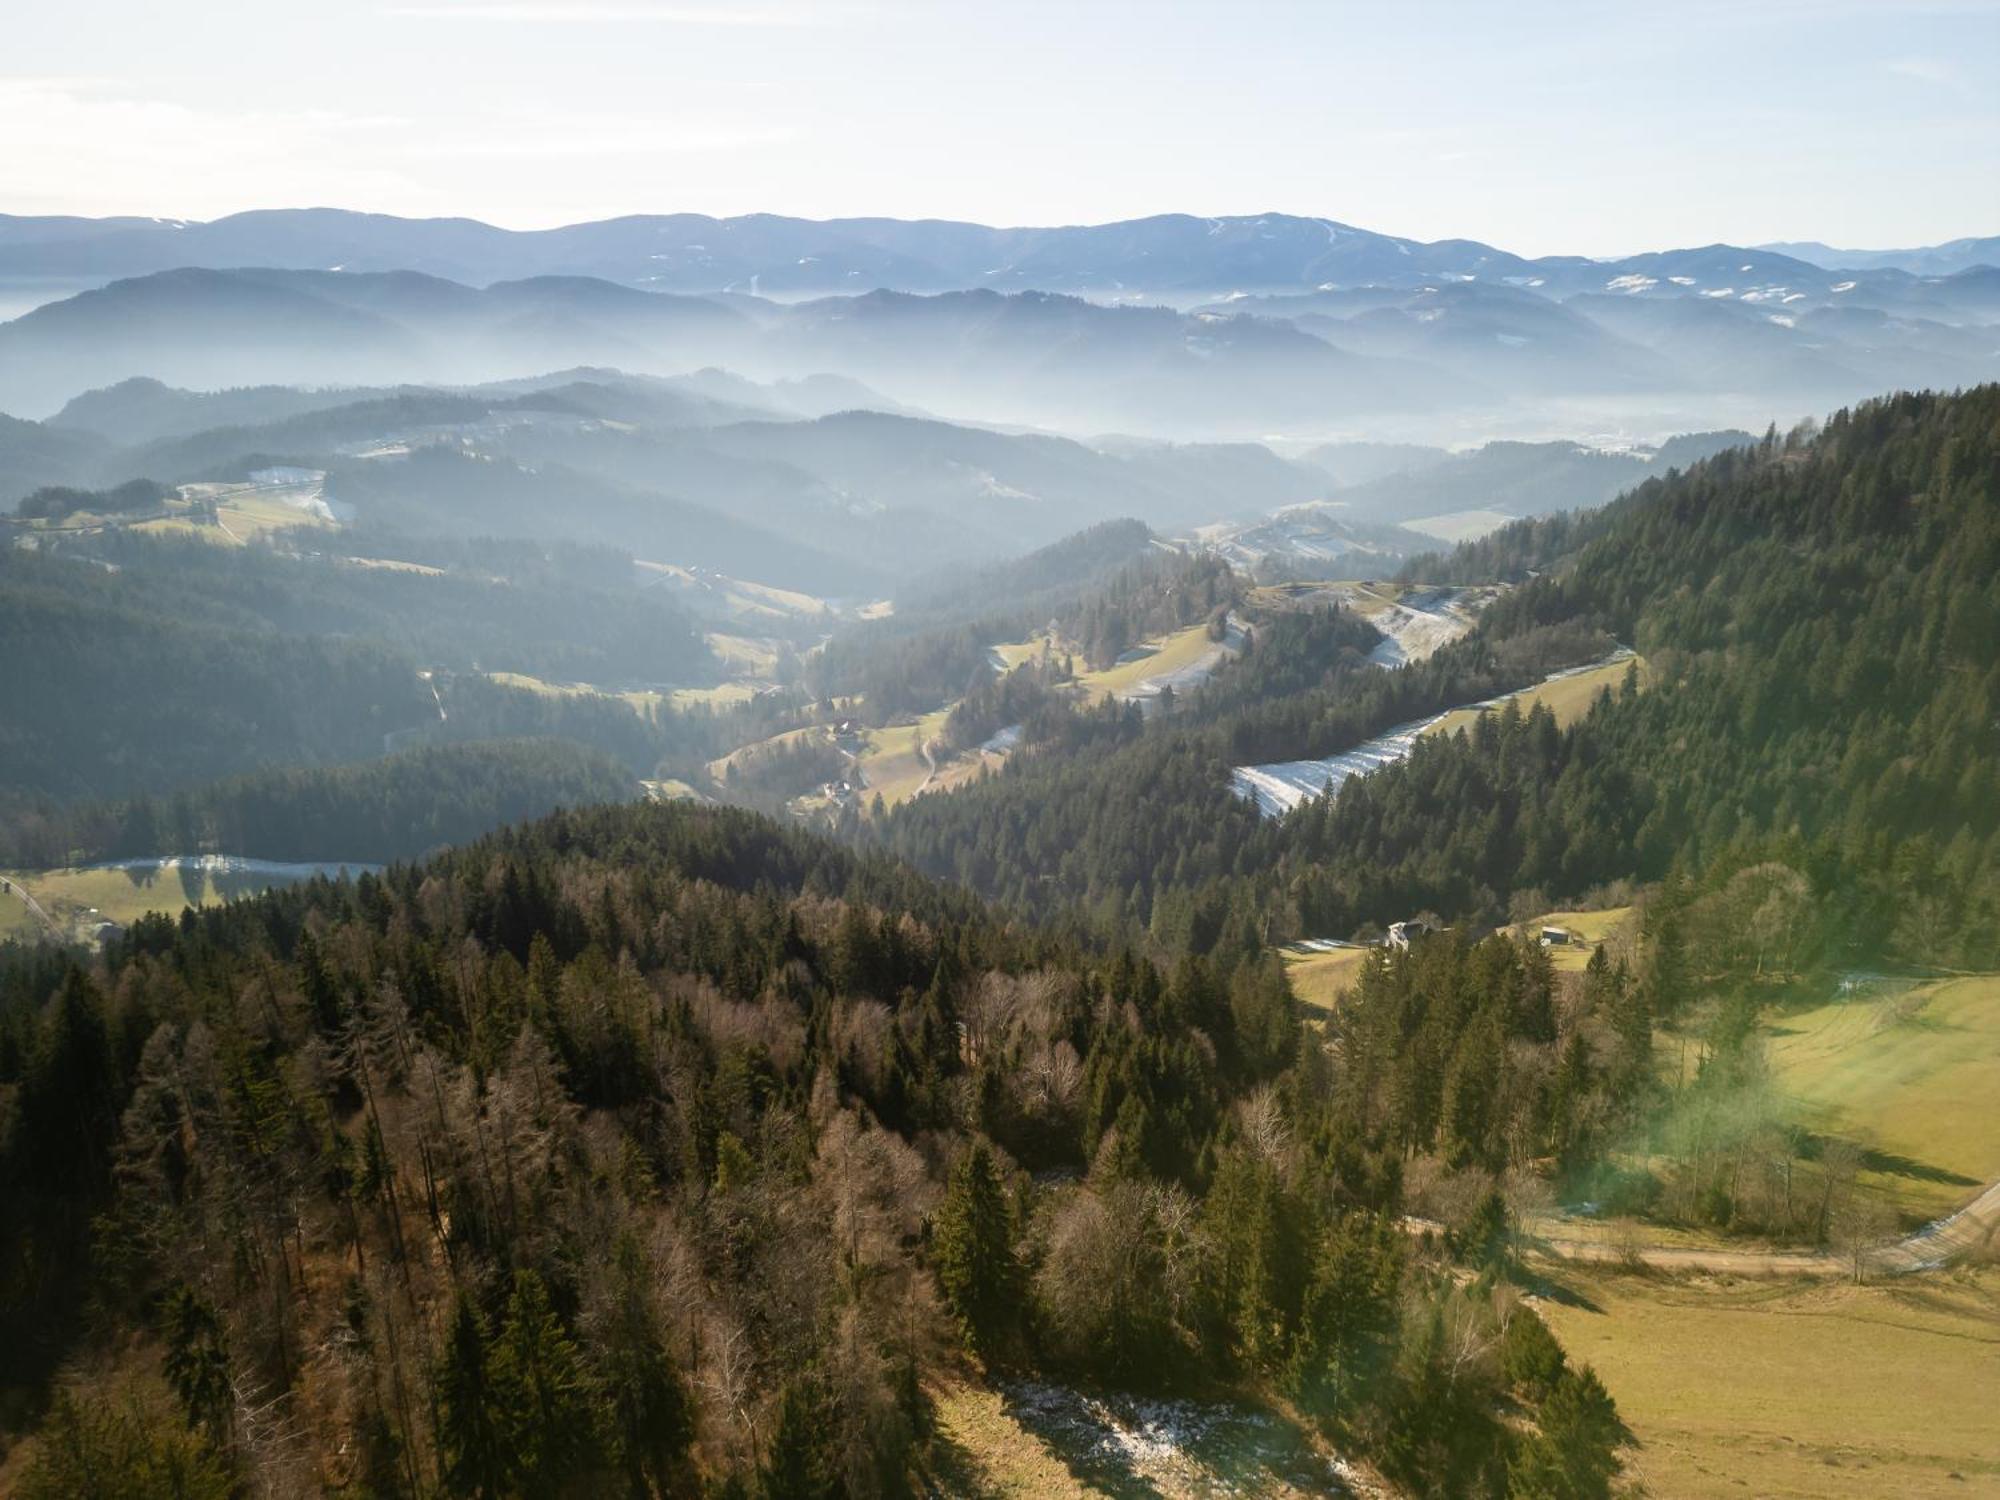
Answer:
1507;1364;1624;1500
932;1140;1018;1360
435;1294;509;1500
494;1271;605;1493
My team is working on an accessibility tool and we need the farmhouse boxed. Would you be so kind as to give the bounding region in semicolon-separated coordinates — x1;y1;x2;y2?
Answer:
1387;918;1435;950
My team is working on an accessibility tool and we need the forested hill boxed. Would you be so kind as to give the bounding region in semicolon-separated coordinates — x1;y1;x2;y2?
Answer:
871;386;2000;972
0;796;1628;1496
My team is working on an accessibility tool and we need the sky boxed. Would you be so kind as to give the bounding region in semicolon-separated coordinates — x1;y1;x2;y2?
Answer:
6;0;1998;256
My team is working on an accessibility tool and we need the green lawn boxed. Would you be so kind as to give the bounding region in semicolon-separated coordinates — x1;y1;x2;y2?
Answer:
1767;975;2000;1220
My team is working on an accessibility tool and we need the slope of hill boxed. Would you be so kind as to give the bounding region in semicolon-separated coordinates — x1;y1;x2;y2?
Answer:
872;386;1999;976
6;371;1351;582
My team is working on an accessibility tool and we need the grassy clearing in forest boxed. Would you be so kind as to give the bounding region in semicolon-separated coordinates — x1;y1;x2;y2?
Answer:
0;863;332;934
1766;975;2000;1221
486;671;666;715
1425;655;1646;740
928;1385;1094;1498
853;706;955;807
706;725;830;783
990;632;1067;672
1071;623;1224;704
704;632;784;677
1280;943;1375;1013
1510;906;1636;973
1536;1266;2000;1499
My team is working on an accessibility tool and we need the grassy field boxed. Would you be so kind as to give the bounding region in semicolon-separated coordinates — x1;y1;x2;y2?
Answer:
1280;942;1375;1014
637;562;832;625
1510;905;1636;972
1426;654;1646;740
1072;623;1225;704
1766;974;2000;1221
669;681;766;708
641;778;706;802
342;554;445;575
853;705;955;806
704;632;784;677
929;1385;1094;1498
990;632;1066;672
1400;508;1517;543
706;724;831;783
151;484;336;544
1248;579;1402;619
0;886;43;941
487;670;666;715
1539;1266;2000;1498
1;862;347;938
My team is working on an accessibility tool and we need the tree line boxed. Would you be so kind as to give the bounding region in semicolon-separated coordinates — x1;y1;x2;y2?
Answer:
0;799;1626;1497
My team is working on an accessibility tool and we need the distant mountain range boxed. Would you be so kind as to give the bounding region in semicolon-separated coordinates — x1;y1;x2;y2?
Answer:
1;259;1991;435
2;208;1994;304
1;369;1367;587
1758;236;2000;277
0;211;1994;437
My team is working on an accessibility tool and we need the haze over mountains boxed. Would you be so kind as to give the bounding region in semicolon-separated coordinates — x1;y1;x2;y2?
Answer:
5;208;1996;303
0;210;1993;439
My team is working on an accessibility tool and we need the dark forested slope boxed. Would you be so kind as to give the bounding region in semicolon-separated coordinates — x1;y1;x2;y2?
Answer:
0;799;1623;1497
870;388;2000;971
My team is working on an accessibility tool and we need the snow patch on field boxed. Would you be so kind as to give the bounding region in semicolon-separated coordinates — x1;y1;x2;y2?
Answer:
1113;613;1250;711
998;1380;1353;1497
1363;585;1490;666
1233;649;1634;817
1232;713;1443;816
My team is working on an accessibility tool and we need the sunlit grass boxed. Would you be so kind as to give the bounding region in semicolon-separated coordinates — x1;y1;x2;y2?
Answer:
1767;975;2000;1220
1426;655;1646;740
1539;1266;2000;1499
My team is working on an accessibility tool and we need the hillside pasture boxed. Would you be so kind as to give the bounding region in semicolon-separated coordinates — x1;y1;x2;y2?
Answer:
1538;1266;2000;1499
2;858;366;939
1512;905;1636;972
1425;653;1645;740
487;670;665;715
1281;940;1376;1014
1767;974;2000;1222
1072;622;1229;705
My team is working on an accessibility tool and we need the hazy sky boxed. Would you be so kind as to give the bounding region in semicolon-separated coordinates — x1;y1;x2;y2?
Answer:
7;0;1997;255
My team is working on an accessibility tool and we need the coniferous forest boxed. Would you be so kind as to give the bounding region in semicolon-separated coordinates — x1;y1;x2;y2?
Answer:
1;383;1994;1496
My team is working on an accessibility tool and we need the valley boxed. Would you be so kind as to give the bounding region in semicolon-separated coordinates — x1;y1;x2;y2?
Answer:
0;139;1995;1499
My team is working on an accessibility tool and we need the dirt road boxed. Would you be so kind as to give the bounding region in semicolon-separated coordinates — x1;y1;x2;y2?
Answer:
1531;1173;2000;1277
0;876;66;942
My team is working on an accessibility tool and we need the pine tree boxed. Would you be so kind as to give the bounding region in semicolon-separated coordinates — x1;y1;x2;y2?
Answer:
161;1284;233;1439
435;1294;509;1500
932;1140;1018;1360
493;1270;605;1494
1507;1364;1624;1499
1289;1212;1402;1418
596;1236;692;1498
759;1374;841;1500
